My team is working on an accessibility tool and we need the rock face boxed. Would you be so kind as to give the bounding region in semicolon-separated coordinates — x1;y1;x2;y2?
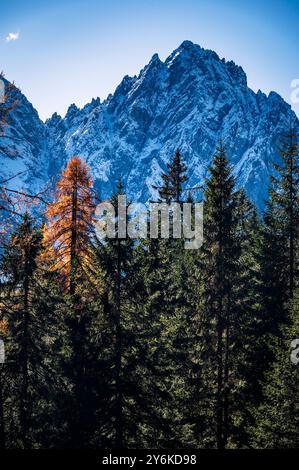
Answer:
0;76;48;193
0;41;298;209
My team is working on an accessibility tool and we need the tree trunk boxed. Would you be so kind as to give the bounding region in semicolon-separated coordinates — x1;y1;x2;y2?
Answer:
20;260;30;448
289;141;294;300
223;321;230;448
70;173;78;297
68;171;84;447
115;239;123;448
216;311;224;449
0;367;6;449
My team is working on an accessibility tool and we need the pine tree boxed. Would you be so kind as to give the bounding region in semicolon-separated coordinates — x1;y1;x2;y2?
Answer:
134;233;197;447
93;179;137;448
131;154;199;447
250;130;299;448
261;130;299;335
158;149;188;203
0;213;42;448
231;190;264;446
197;144;257;448
252;290;299;448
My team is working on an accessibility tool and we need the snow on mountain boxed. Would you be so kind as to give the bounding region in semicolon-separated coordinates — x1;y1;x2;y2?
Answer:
0;76;47;192
1;41;298;209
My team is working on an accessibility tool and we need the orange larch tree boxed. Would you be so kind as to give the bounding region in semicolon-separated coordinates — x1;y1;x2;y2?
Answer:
43;156;95;294
42;156;98;447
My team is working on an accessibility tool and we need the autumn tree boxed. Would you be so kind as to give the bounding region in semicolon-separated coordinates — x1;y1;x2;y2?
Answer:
43;156;95;290
43;156;99;447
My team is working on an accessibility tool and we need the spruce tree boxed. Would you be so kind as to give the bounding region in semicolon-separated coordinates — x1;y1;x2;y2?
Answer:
158;149;188;203
93;179;137;448
252;290;299;448
261;130;299;335
198;144;256;448
0;213;42;448
132;153;199;447
231;190;264;446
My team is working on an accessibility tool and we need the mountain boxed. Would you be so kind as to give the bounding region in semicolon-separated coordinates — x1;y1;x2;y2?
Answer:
0;76;47;193
1;40;298;209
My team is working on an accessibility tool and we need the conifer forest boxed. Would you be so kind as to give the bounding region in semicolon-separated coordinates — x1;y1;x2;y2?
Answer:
0;107;298;448
0;1;299;451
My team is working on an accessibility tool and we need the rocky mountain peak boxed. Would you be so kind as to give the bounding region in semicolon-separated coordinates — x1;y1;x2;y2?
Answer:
0;41;298;210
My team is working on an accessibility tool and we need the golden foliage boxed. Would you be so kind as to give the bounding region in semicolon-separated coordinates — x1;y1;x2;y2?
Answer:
42;156;95;279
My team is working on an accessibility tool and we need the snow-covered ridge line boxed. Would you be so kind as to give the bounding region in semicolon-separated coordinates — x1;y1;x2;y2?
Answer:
1;40;298;210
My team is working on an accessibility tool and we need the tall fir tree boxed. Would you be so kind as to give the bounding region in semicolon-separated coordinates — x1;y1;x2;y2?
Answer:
197;144;256;448
158;149;188;203
134;152;200;447
93;179;139;447
261;130;299;335
0;213;43;448
252;290;299;448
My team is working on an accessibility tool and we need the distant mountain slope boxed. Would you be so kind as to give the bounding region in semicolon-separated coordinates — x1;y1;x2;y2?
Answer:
1;41;298;209
0;76;47;192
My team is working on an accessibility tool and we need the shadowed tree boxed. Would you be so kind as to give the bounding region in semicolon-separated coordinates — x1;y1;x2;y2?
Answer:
43;156;99;447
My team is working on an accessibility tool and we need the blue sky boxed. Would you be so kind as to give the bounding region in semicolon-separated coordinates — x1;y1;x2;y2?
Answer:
0;0;298;120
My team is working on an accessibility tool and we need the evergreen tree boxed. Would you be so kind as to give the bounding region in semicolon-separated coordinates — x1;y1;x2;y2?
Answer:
261;130;299;335
0;213;42;448
231;191;264;446
134;232;198;448
252;290;299;448
93;180;138;447
132;154;199;447
250;130;299;448
197;144;255;448
158;149;188;203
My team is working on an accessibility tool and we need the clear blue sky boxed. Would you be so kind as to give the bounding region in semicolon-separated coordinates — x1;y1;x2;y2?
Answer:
0;0;298;120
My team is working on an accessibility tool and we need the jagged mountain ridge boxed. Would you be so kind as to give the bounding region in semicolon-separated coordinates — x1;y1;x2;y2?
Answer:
1;40;298;209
